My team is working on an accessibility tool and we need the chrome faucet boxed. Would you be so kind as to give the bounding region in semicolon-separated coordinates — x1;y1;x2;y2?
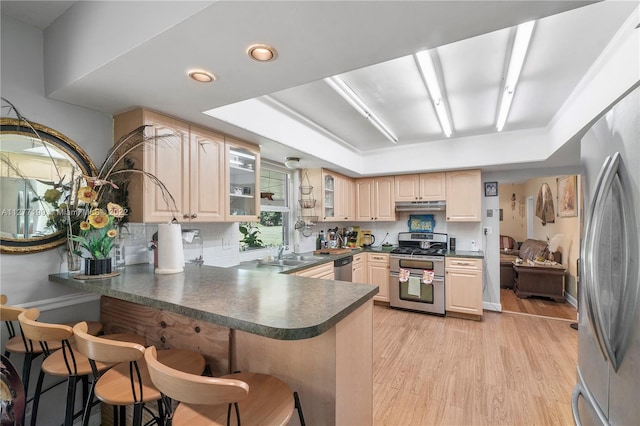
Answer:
277;245;287;260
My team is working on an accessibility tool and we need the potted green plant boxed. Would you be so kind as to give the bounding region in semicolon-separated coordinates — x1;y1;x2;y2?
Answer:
239;223;264;250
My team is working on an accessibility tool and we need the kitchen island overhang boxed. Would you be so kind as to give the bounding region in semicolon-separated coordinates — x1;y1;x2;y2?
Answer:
50;264;377;425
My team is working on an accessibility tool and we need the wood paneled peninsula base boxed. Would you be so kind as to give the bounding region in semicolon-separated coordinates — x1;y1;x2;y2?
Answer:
50;264;378;425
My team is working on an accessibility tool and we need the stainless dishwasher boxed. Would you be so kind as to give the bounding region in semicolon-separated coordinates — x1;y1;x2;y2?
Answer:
334;256;353;282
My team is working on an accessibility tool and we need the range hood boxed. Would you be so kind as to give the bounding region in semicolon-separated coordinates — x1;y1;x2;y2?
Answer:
395;201;446;212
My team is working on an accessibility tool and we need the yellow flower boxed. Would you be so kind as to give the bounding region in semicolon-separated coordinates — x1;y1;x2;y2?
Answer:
107;202;126;219
78;186;97;203
87;209;109;229
80;221;90;231
107;229;118;238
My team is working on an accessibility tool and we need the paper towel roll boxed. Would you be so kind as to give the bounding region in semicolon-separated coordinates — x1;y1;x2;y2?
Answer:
155;223;185;274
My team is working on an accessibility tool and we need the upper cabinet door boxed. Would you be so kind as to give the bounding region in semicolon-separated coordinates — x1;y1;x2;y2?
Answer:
225;137;260;222
419;172;446;201
395;174;420;201
445;170;481;222
374;176;396;221
355;178;374;221
189;126;225;222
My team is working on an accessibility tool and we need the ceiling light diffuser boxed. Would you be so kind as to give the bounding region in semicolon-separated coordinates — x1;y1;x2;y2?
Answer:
324;76;398;144
496;20;535;131
284;157;301;169
188;70;215;83
414;50;453;137
248;44;277;62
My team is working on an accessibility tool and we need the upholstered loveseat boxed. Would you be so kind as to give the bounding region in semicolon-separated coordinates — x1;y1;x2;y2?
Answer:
501;238;566;301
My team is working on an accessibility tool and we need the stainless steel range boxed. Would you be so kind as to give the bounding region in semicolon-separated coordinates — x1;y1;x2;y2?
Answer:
389;232;447;315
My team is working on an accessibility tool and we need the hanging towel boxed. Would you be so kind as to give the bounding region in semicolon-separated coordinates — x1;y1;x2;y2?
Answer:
422;270;434;284
407;276;421;297
399;268;410;283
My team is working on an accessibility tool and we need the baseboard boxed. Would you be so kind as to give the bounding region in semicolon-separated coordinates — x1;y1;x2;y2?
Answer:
483;301;502;312
565;292;578;308
21;292;100;312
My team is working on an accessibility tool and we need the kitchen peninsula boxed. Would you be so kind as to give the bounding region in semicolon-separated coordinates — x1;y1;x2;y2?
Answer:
50;264;377;425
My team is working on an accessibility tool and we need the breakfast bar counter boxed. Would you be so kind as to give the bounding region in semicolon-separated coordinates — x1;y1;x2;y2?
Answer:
50;264;377;425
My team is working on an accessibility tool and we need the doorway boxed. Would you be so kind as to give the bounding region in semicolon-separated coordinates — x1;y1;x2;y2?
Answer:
498;181;578;322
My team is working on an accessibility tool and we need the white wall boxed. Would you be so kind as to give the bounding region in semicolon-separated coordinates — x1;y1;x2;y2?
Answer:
1;17;113;422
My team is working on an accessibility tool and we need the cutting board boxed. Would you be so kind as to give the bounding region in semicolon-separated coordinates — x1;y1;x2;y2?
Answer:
313;248;352;255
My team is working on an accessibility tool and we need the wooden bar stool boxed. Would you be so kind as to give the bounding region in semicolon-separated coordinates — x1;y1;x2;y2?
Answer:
17;308;145;426
144;345;306;426
0;295;102;399
72;322;206;426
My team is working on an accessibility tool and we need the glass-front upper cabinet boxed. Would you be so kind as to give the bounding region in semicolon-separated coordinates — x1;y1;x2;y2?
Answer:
225;137;260;221
324;173;335;220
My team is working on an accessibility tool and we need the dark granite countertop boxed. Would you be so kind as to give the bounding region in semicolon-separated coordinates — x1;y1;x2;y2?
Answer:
49;263;377;341
445;250;485;259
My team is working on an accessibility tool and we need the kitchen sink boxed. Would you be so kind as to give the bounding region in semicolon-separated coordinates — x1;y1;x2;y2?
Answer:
257;259;310;267
284;255;326;261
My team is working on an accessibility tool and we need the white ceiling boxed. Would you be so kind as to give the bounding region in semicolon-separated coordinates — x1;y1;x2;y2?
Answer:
1;1;637;176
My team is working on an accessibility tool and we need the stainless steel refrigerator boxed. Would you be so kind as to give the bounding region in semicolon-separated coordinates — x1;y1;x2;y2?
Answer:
572;84;640;425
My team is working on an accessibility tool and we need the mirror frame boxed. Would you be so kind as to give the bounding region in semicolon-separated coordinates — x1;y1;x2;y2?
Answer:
1;118;98;254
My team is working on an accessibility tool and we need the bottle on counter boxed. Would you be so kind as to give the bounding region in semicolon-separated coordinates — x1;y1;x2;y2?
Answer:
317;230;325;250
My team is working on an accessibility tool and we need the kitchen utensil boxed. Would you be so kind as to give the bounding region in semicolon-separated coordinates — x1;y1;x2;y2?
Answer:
302;225;313;237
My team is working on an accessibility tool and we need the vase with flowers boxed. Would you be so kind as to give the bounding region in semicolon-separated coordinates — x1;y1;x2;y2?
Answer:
65;125;178;275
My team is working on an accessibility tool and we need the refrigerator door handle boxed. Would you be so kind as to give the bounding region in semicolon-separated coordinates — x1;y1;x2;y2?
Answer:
582;155;613;364
572;368;610;426
585;152;640;372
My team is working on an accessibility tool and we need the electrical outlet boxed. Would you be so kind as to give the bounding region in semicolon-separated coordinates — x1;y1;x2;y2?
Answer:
222;238;231;250
470;240;477;251
483;226;492;235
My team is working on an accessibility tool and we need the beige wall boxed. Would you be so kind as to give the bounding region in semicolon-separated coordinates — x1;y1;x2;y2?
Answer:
499;176;581;301
498;183;527;242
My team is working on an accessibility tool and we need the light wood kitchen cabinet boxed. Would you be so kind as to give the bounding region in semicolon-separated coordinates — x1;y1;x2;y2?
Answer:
367;252;389;302
395;172;446;202
113;109;260;223
355;176;396;222
114;109;190;223
352;253;367;284
225;137;260;222
445;169;481;222
445;257;483;319
187;126;225;222
293;262;335;280
306;169;355;222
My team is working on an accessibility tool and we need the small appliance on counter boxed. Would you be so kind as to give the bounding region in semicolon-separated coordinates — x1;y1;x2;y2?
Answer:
361;231;375;247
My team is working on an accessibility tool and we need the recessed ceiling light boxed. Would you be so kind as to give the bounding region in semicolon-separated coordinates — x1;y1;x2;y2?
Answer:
248;44;277;62
187;70;215;83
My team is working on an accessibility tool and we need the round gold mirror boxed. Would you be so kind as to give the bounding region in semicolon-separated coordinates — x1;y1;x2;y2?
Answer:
1;118;97;253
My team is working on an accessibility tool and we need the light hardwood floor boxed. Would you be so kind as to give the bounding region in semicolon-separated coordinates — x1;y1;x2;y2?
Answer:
373;305;578;425
500;288;577;321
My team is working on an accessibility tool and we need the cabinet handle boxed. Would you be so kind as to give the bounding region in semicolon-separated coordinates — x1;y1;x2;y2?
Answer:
191;213;198;219
183;214;190;219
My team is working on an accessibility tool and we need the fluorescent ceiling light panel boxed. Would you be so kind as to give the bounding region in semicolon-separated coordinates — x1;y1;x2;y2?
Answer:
324;76;398;144
414;51;452;137
496;20;535;131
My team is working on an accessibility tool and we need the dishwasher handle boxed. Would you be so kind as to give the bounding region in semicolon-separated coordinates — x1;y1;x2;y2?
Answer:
334;256;353;267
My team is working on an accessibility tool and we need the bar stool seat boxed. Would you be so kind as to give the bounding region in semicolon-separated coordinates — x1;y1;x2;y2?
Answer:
72;322;206;426
145;346;305;426
1;294;102;400
18;308;145;426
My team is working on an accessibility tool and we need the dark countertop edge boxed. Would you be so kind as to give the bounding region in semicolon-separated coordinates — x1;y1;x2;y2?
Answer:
445;250;484;259
49;271;378;341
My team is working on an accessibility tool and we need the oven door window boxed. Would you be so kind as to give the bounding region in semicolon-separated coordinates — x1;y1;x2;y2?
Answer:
399;276;435;304
398;259;435;271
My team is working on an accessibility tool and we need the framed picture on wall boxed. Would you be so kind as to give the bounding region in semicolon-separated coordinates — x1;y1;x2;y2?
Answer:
484;181;498;197
557;175;577;217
